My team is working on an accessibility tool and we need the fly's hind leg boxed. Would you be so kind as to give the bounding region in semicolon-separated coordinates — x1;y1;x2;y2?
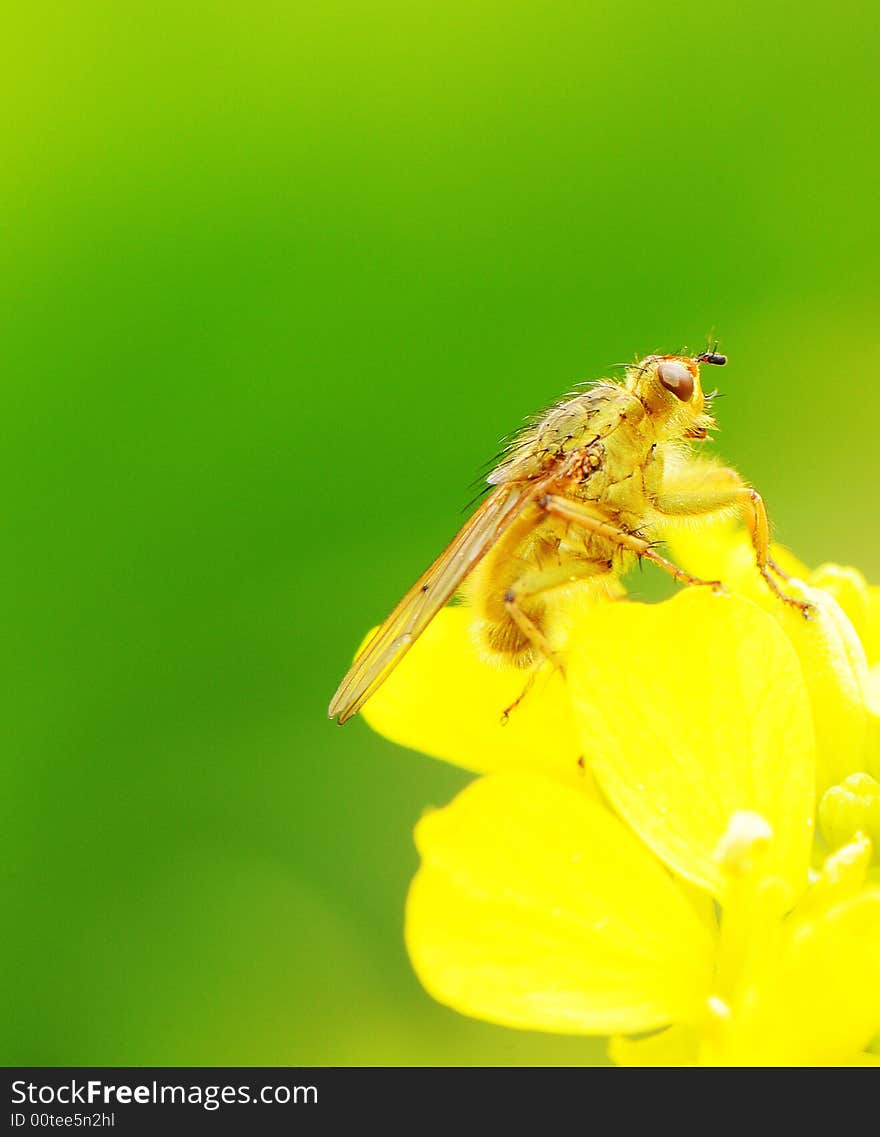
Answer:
499;669;537;725
499;556;613;723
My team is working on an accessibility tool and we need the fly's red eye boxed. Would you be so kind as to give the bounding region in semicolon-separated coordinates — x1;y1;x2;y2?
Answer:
657;361;694;402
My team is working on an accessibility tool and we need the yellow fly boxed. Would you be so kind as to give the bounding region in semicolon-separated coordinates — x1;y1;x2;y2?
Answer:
329;350;811;724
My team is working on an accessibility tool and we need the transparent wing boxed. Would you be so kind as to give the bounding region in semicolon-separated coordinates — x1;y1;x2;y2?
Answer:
328;480;546;723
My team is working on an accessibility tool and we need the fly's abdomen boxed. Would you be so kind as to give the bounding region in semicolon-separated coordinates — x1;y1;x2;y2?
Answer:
460;512;548;668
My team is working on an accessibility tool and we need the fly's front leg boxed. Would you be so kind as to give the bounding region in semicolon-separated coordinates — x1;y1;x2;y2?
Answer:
733;487;813;616
538;496;726;593
655;463;813;618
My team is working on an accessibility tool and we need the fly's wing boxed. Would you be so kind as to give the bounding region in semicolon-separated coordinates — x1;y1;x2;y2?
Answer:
328;481;545;723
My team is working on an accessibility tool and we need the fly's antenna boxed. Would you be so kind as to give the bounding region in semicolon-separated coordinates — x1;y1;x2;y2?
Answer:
695;336;727;367
696;345;727;366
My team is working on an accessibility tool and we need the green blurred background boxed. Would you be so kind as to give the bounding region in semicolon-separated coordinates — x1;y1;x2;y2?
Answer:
2;1;878;1066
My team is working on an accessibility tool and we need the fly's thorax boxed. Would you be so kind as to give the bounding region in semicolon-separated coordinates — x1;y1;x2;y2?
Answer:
488;383;645;486
573;411;660;517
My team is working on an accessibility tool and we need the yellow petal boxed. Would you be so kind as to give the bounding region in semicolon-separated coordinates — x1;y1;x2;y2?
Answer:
667;524;872;788
719;889;880;1065
664;515;809;601
866;586;880;666
566;590;815;899
770;581;869;794
867;666;880;781
809;564;871;646
361;607;583;784
806;568;880;671
406;774;714;1036
609;1024;698;1066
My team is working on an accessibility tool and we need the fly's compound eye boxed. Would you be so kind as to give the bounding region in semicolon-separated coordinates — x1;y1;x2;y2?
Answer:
657;361;694;402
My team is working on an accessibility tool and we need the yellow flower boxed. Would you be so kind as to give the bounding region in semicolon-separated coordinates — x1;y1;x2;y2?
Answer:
354;530;880;1063
398;594;880;1063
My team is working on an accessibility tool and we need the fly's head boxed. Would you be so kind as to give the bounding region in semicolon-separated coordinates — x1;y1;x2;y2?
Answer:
626;350;726;440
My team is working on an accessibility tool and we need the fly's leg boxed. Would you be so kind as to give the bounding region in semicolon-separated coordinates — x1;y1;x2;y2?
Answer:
538;495;726;592
499;556;613;722
734;488;812;616
500;669;537;725
653;463;813;618
504;594;562;667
